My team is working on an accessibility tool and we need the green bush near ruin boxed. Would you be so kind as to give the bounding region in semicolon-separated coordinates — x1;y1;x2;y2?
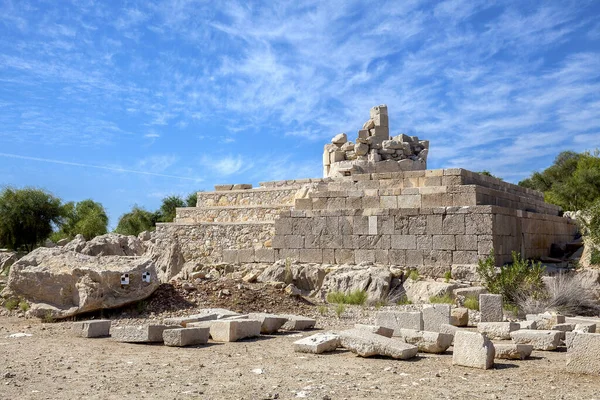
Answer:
326;289;368;305
429;294;454;304
463;295;479;311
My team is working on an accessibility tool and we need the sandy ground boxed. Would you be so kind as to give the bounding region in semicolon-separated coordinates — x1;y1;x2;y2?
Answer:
2;310;600;400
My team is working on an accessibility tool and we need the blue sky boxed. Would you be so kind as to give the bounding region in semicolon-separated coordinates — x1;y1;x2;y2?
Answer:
1;1;599;228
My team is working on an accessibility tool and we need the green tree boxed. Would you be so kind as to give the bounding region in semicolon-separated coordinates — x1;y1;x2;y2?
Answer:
114;206;157;236
478;170;503;181
0;187;64;251
519;150;600;211
55;199;108;241
186;191;198;207
156;195;186;223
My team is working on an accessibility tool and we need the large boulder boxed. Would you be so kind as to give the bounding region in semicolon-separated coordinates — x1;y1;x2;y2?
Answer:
145;237;185;283
256;261;327;294
321;264;391;302
402;279;457;303
0;251;19;275
79;233;146;256
1;247;159;319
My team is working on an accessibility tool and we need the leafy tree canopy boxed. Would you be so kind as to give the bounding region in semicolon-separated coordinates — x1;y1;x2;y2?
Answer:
156;195;186;223
0;187;64;251
55;199;108;241
114;206;157;236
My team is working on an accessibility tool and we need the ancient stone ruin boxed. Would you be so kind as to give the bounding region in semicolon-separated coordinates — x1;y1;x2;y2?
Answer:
323;105;428;178
155;105;577;276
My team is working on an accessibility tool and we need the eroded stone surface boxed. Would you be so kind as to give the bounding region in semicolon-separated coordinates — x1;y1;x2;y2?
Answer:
294;333;340;354
452;331;495;370
209;320;261;342
494;343;533;360
112;325;173;343
565;332;600;375
510;330;561;351
339;328;418;359
163;327;210;347
72;320;111;338
396;328;453;353
376;311;423;333
354;324;394;338
477;322;520;340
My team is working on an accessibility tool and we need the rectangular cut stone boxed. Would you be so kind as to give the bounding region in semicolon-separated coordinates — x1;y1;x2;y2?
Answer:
440;323;460;342
396;328;453;353
354;324;394;338
165;308;240;327
72;320;111;338
248;313;288;334
279;315;316;331
339;329;418;359
510;330;561;350
450;308;469;327
294;333;340;354
422;304;451;332
111;325;174;343
452;331;495;370
551;323;576;339
526;312;565;330
375;311;424;333
210;320;261;342
565;332;600;375
479;294;503;322
477;322;520;340
574;323;596;333
368;215;378;235
494;343;533;360
163;327;210;347
518;320;537;330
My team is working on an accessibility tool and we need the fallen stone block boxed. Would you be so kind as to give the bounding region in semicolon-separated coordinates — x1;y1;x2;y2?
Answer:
248;313;288;334
565;332;600;375
164;308;240;327
477;322;520;340
518;320;537;330
209;319;261;342
510;330;561;350
454;286;487;298
354;324;394;338
494;343;533;360
375;311;423;333
339;329;418;360
551;323;576;340
163;327;210;347
565;317;600;332
440;323;460;343
279;315;316;331
452;331;495;369
422;304;451;332
450;308;469;327
574;323;596;333
72;320;111;338
111;325;174;343
396;328;453;353
526;312;565;330
479;294;503;322
294;333;340;354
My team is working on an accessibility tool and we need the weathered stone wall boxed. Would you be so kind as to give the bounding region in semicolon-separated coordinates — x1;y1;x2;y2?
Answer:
196;188;300;207
176;205;289;223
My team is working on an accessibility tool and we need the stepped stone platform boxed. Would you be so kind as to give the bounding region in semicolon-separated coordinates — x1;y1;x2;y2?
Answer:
154;168;576;275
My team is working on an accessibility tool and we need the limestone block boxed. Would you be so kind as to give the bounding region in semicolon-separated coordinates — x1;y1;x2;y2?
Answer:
237;248;255;263
526;312;565;330
510;330;561;350
72;320;111;338
330;150;345;164
209;319;261;342
279;315;316;331
111;325;174;343
331;133;348;145
422;304;451;332
294;333;340;354
479;294;503;322
358;129;370;139
518;320;537;330
214;184;233;191
574;323;596;333
403;280;456;304
551;323;576;339
354;324;394;338
453;286;487;298
370;104;388;118
396;328;453;353
355;142;369;156
375;311;423;332
451;265;480;282
362;120;375;130
494;343;533;360
373;113;389;127
339;328;418;359
371;126;389;139
255;248;276;263
450;308;469;327
248;313;288;334
163;327;210;347
433;235;455;250
440;323;460;342
391;235;416;250
477;322;520;340
232;184;252;190
452;331;495;370
323;149;331;166
565;332;600;375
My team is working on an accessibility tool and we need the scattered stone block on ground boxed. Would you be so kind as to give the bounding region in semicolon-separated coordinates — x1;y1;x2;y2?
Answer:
209;319;261;342
163;327;210;347
479;294;503;322
477;322;520;340
526;312;565;330
422;304;451;332
111;325;174;343
396;328;453;353
565;317;600;332
339;328;418;360
450;308;469;327
454;286;487;298
72;320;111;338
552;323;576;340
494;343;533;360
164;308;240;327
518;320;537;330
375;311;423;333
574;323;596;333
354;324;394;338
248;313;288;334
510;330;561;350
565;332;600;375
440;323;460;343
294;333;340;354
452;331;495;370
279;315;316;331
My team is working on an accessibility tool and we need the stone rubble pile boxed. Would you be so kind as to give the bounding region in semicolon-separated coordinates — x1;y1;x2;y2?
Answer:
323;105;429;177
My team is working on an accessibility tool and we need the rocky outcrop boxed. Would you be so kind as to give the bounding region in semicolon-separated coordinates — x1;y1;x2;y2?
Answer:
402;279;457;303
0;251;19;275
321;264;392;302
1;247;159;319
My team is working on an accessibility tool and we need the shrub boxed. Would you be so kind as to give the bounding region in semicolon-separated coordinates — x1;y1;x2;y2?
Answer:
463;295;479;311
396;295;412;305
335;303;345;318
591;248;600;265
326;289;368;305
317;305;327;316
429;294;454;304
408;269;420;281
18;300;29;312
4;298;19;310
476;251;546;306
516;273;600;316
444;270;452;283
374;300;386;310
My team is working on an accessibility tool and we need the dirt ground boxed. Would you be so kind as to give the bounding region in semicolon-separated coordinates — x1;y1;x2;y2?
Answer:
1;281;600;400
